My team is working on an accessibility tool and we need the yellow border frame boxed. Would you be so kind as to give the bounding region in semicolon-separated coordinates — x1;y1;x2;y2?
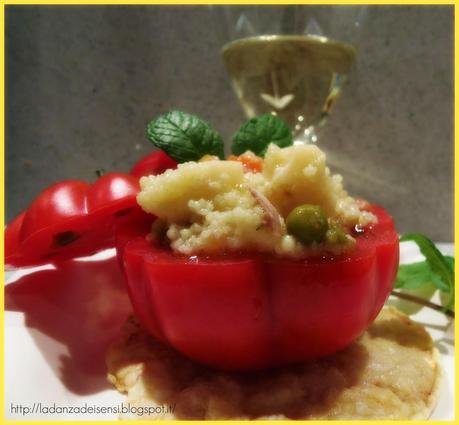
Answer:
1;1;456;424
1;0;457;4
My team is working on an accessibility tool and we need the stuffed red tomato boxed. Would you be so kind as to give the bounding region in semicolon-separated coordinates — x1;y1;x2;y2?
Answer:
117;142;399;371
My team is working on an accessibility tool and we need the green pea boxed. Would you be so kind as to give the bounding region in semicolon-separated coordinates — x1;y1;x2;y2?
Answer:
286;204;329;245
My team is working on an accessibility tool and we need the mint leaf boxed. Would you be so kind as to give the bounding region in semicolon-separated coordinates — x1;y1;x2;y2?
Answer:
430;268;452;293
395;261;449;292
146;111;224;163
444;255;455;273
395;261;437;290
430;256;454;293
400;234;454;310
231;114;293;157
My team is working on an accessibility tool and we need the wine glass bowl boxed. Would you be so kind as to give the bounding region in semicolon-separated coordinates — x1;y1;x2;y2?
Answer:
218;6;364;144
222;34;356;143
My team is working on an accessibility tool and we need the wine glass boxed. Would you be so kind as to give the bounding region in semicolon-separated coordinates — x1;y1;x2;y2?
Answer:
215;6;366;144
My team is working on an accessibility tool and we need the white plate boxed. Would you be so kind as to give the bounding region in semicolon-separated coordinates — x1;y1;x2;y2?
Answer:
4;244;455;420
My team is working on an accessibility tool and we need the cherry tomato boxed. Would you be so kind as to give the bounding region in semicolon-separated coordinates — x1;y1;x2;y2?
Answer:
6;150;177;268
5;212;26;262
5;173;143;267
130;150;177;179
118;204;399;371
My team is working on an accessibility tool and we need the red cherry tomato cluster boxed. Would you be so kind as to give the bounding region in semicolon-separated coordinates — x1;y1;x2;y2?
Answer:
5;151;176;267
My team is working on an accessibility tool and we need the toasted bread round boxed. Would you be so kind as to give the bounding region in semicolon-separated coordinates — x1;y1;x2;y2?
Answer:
106;307;440;420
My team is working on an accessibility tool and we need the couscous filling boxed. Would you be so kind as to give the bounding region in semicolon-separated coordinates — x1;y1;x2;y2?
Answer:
137;144;376;257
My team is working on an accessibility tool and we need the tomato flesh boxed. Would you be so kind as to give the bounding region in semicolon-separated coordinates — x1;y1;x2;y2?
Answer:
119;204;399;371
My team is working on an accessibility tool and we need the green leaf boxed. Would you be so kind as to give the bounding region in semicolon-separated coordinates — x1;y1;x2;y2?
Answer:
146;111;224;163
430;269;451;293
395;261;449;292
395;261;438;290
399;233;454;310
444;255;455;273
231;114;293;157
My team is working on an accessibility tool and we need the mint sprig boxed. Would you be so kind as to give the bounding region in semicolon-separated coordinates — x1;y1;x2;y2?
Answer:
231;114;293;157
395;233;454;313
395;261;444;290
146;111;224;163
395;258;454;293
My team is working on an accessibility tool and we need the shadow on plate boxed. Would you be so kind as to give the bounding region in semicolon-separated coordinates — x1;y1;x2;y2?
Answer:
5;253;132;395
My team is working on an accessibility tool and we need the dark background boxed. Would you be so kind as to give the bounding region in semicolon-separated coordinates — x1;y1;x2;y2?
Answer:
6;5;453;240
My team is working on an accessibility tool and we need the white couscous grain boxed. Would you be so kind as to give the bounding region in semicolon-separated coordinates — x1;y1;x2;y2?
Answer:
137;144;377;257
